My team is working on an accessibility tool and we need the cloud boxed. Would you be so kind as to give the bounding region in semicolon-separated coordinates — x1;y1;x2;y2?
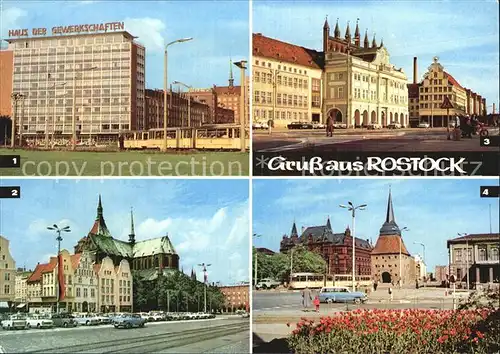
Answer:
0;7;27;47
124;17;166;52
134;218;172;240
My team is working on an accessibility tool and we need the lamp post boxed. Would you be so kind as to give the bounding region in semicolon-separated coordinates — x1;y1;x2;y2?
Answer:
11;93;26;148
339;202;367;291
253;234;261;288
198;263;211;312
458;233;469;290
163;38;193;152
47;224;71;313
268;67;280;135
413;241;426;287
399;227;409;287
233;60;247;152
72;67;98;150
289;247;295;287
46;79;67;149
172;81;192;128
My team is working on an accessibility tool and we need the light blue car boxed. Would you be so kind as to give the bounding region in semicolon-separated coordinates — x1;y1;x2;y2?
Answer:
318;286;368;304
113;314;146;329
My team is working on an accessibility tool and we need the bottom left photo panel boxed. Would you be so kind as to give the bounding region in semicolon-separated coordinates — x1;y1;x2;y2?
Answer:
0;179;250;353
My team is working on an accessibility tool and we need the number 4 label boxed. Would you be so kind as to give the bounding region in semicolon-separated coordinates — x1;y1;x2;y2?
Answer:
480;186;499;198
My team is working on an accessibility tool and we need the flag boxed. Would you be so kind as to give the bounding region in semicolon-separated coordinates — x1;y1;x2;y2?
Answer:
58;252;65;301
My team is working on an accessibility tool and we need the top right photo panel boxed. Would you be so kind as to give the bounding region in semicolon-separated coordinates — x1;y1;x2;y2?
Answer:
252;0;499;177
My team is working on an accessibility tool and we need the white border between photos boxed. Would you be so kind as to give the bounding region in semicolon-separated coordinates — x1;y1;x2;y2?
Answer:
248;1;254;351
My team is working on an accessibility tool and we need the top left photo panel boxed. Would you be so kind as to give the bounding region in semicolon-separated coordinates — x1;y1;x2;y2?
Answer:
0;0;250;177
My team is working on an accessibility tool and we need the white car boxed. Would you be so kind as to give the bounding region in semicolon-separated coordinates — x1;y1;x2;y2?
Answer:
74;313;100;326
2;314;27;330
26;315;54;329
147;312;165;321
418;122;430;128
256;278;281;290
334;123;347;129
313;122;325;129
94;314;112;324
388;122;402;129
252;122;263;129
367;123;382;130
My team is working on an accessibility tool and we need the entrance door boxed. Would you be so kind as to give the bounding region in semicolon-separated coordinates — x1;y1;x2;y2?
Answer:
382;272;392;283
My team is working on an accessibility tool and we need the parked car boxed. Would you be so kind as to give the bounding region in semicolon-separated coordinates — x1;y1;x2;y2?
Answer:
318;286;368;304
51;313;77;327
94;313;112;324
387;122;402;129
113;314;146;329
2;314;27;330
26;315;54;329
334;123;347;129
148;312;165;321
240;312;250;318
138;312;151;322
255;278;281;290
73;313;100;326
287;122;313;129
312;122;325;129
418;122;430;128
367;123;382;130
252;122;263;129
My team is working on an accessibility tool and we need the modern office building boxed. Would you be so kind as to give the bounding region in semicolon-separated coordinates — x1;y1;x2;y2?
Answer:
5;28;145;140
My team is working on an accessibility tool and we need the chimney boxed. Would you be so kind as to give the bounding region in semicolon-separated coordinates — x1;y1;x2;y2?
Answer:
413;57;417;84
493;103;496;114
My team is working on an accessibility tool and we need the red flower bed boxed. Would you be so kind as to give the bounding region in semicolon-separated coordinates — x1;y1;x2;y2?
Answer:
287;309;496;354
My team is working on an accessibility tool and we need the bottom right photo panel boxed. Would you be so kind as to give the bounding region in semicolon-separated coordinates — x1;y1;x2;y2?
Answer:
252;179;500;354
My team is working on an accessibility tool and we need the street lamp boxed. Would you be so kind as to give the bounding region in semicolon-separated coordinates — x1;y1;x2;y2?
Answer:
198;262;211;313
72;66;98;150
163;37;193;152
233;60;247;152
458;233;469;290
339;202;367;291
47;224;71;313
400;227;409;287
172;81;192;128
10;93;26;148
253;234;261;288
413;241;426;286
268;67;280;135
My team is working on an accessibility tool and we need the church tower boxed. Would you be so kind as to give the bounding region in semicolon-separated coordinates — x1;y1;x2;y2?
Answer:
323;16;330;53
371;188;415;285
128;207;136;245
228;59;234;87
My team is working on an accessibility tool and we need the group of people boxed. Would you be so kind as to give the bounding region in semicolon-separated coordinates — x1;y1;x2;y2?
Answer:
448;114;485;140
301;286;321;312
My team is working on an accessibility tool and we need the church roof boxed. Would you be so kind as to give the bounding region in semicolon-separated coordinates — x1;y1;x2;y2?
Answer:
134;268;177;281
133;236;176;257
89;195;111;237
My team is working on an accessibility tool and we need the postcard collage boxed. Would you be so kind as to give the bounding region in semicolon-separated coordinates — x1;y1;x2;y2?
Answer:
0;0;498;353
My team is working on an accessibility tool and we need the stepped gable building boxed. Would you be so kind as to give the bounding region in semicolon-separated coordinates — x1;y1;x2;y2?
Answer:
74;195;179;281
280;217;372;277
323;18;409;128
371;189;415;284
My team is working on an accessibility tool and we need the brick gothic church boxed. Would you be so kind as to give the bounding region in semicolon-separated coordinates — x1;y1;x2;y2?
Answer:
280;217;373;277
371;189;415;284
74;196;180;280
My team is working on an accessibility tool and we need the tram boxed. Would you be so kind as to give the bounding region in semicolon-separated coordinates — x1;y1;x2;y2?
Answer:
123;124;249;151
289;272;372;290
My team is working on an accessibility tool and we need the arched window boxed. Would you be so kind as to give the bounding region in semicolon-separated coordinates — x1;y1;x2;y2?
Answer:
491;247;499;261
479;248;486;261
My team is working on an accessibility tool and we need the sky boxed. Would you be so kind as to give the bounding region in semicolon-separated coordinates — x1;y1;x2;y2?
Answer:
0;0;249;89
253;0;500;113
253;178;500;271
0;179;250;286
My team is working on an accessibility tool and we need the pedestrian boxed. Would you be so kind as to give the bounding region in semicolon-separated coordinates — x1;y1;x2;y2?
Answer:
313;295;320;313
388;286;393;301
118;134;125;150
373;281;378;291
416;280;419;289
326;116;334;137
301;286;312;311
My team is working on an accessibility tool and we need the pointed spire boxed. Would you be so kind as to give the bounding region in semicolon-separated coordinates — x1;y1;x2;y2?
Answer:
291;221;298;237
326;216;332;230
228;58;234;87
380;37;384;47
334;18;340;38
323;15;329;30
372;33;377;48
345;20;351;40
364;29;369;48
379;187;401;236
128;207;136;244
96;194;103;220
354;18;360;38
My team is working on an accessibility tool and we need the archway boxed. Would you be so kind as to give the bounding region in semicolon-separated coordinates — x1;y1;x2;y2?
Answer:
381;112;386;127
362;110;369;126
327;108;343;123
82;301;88;313
354;110;361;127
394;112;399;123
371;111;377;123
382;272;392;283
389;112;393;124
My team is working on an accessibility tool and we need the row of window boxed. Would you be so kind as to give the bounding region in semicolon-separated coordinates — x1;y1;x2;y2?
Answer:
254;71;310;90
254;90;309;108
254;59;309;76
254;109;309;121
13;35;130;49
420;86;454;93
20;123;130;131
454;247;499;262
14;53;130;65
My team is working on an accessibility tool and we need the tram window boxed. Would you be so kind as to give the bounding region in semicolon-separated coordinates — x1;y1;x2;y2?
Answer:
298;276;306;282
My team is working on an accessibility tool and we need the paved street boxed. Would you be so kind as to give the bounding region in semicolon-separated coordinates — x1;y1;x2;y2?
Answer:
0;317;249;353
253;127;499;152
